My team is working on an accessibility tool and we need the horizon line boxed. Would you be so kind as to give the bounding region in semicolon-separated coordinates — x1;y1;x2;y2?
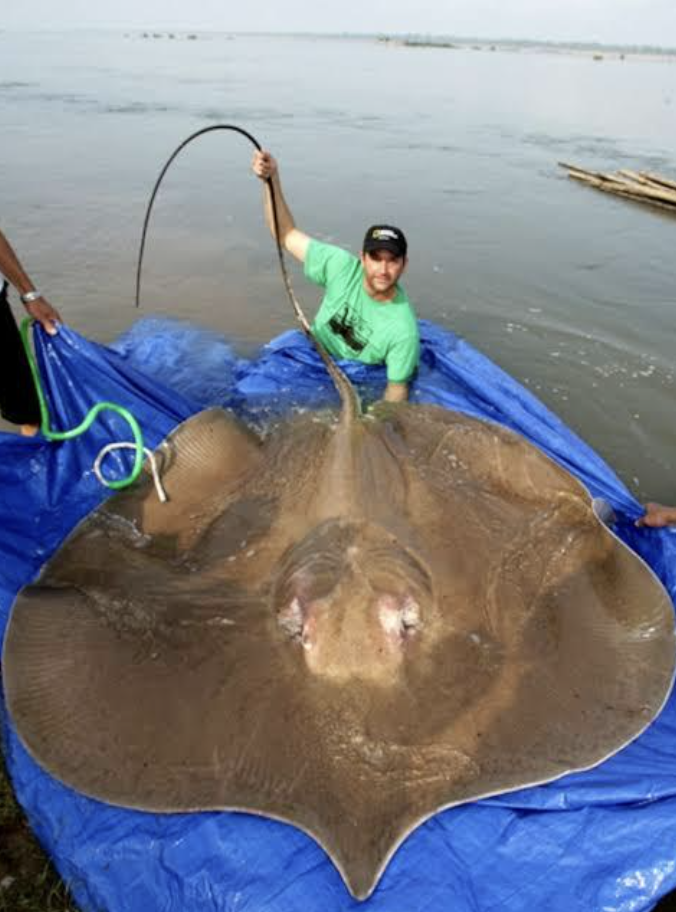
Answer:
0;27;675;53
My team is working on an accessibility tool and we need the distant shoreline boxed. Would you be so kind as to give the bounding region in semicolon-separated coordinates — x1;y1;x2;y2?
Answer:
376;37;676;62
1;29;675;58
375;34;676;55
122;31;676;61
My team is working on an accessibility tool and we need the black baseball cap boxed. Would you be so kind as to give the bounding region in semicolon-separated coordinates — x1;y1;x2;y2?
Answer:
362;225;408;258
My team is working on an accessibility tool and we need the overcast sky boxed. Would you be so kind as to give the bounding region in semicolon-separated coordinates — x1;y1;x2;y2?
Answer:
4;0;676;47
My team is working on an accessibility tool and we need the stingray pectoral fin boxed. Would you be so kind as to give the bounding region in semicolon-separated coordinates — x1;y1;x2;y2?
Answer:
2;584;117;778
378;403;585;505
2;579;296;809
103;407;263;550
545;530;676;716
480;495;605;644
42;408;265;574
437;419;583;503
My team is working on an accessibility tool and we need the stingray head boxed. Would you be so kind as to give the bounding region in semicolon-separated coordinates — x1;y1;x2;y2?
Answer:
274;519;436;684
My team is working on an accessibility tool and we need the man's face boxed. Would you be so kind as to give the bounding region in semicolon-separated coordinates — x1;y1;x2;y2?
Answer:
360;249;407;300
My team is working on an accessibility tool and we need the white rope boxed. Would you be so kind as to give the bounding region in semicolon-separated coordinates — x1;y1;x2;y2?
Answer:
93;442;168;502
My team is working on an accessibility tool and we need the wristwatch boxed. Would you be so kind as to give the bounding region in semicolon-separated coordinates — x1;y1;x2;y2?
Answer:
21;290;43;304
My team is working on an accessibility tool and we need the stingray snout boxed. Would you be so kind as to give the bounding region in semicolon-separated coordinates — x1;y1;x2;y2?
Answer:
272;519;435;681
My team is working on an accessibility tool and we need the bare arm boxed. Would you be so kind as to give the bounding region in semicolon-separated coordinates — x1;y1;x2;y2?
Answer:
0;229;61;333
251;151;311;264
635;502;676;528
383;382;409;403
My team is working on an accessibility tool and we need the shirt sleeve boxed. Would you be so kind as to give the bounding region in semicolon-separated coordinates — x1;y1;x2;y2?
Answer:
304;240;357;288
385;330;420;383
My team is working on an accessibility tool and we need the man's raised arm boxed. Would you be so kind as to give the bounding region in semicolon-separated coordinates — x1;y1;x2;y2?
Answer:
251;151;311;264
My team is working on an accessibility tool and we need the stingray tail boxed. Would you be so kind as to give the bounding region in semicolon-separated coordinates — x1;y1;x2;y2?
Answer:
272;232;361;424
313;336;362;426
262;170;360;424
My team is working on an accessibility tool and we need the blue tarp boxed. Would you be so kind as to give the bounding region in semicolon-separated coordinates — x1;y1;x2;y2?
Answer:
2;316;676;912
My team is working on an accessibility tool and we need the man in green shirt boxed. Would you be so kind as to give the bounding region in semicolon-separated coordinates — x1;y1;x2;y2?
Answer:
252;151;420;402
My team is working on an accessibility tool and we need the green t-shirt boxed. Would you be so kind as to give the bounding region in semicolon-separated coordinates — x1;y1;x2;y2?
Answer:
304;240;420;383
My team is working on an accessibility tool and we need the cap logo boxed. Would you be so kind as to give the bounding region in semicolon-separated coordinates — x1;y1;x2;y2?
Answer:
362;224;407;257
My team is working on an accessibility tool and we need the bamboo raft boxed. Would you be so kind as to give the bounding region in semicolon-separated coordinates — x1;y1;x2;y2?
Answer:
559;162;676;214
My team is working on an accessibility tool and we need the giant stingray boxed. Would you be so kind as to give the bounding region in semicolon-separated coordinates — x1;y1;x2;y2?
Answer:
3;322;676;899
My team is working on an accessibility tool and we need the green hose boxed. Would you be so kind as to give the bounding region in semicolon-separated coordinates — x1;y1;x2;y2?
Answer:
20;317;145;490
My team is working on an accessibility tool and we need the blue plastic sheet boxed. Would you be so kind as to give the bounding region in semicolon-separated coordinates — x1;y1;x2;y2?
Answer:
2;317;676;912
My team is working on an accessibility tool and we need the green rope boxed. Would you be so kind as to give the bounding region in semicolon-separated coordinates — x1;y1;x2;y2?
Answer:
20;317;145;490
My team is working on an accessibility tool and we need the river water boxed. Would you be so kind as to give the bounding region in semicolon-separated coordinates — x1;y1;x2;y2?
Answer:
1;30;675;502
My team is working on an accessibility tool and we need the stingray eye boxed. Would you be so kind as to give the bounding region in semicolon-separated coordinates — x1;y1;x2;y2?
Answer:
278;597;304;641
301;620;316;651
277;596;318;650
377;594;422;641
400;596;421;633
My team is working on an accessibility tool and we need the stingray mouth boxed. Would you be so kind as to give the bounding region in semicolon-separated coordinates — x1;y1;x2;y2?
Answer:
272;520;434;679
